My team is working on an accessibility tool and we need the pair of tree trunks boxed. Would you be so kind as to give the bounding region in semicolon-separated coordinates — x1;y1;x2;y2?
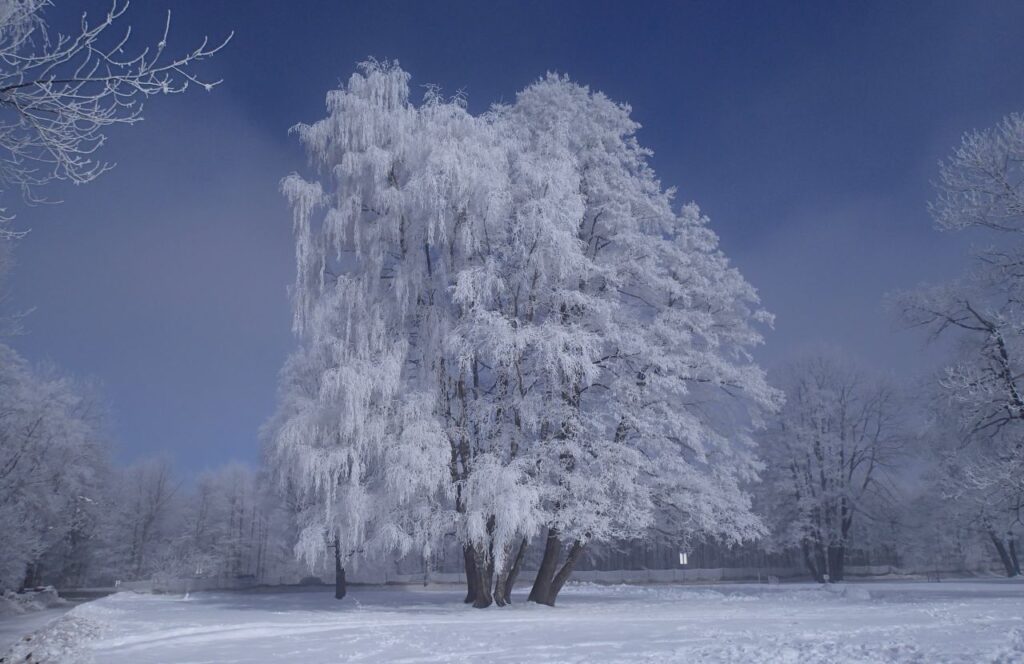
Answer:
495;539;528;606
464;538;528;608
463;530;582;608
528;528;585;607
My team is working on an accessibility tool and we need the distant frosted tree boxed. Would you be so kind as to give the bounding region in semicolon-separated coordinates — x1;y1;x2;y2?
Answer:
103;458;182;581
172;463;296;583
0;344;107;590
936;433;1022;577
761;355;903;582
907;377;1024;578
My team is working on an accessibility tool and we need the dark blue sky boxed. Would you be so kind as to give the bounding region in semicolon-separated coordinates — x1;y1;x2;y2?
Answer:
8;1;1024;471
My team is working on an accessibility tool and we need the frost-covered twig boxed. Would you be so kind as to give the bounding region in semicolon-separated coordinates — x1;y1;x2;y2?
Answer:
0;0;231;235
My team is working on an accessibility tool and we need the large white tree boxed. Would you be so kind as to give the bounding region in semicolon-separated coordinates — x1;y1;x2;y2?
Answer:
272;61;779;608
267;64;456;600
498;76;779;606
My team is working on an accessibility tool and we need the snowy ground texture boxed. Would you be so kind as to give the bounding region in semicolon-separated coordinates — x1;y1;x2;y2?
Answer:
3;581;1024;663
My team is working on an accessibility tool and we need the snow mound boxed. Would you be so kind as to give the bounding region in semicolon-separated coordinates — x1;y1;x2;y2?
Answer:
0;588;66;617
0;612;103;664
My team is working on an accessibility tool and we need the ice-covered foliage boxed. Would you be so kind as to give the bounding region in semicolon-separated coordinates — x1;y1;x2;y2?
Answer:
270;61;778;607
898;380;1024;578
268;62;455;575
894;111;1024;575
0;0;230;232
897;112;1024;442
0;344;106;591
102;458;182;581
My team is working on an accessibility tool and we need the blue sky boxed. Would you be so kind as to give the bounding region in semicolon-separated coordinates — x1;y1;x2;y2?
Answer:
7;1;1024;471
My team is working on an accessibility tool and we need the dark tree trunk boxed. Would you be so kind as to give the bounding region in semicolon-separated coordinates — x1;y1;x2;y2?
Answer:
990;531;1018;578
333;536;347;600
529;528;561;603
801;542;824;583
827;545;845;582
503;537;529;604
472;545;494;609
815;544;829;582
472;517;498;609
494;565;509;606
20;563;41;591
545;539;585;606
1009;536;1021;576
529;529;584;607
493;546;512;607
462;545;479;604
493;537;529;607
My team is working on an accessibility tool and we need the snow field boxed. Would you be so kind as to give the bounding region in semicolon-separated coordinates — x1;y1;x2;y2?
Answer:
4;580;1024;663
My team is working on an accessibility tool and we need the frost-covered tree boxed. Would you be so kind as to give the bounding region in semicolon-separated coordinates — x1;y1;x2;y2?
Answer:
0;344;107;590
495;77;779;606
274;61;778;608
896;112;1024;444
0;0;230;232
0;1;228;586
905;376;1024;578
82;460;302;587
172;463;298;583
761;355;903;582
104;457;182;581
935;433;1022;577
267;63;455;600
893;112;1024;573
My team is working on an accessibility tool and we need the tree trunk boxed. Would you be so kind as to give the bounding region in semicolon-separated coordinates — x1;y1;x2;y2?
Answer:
20;562;40;591
529;530;585;607
801;542;824;583
462;545;479;604
529;528;561;603
472;545;494;609
1009;536;1021;577
333;536;347;600
493;550;511;607
828;545;845;582
492;537;529;606
990;530;1018;578
544;539;585;606
503;537;529;604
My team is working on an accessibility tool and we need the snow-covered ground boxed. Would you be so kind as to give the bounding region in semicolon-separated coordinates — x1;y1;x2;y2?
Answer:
0;606;74;652
0;587;75;656
3;581;1024;663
